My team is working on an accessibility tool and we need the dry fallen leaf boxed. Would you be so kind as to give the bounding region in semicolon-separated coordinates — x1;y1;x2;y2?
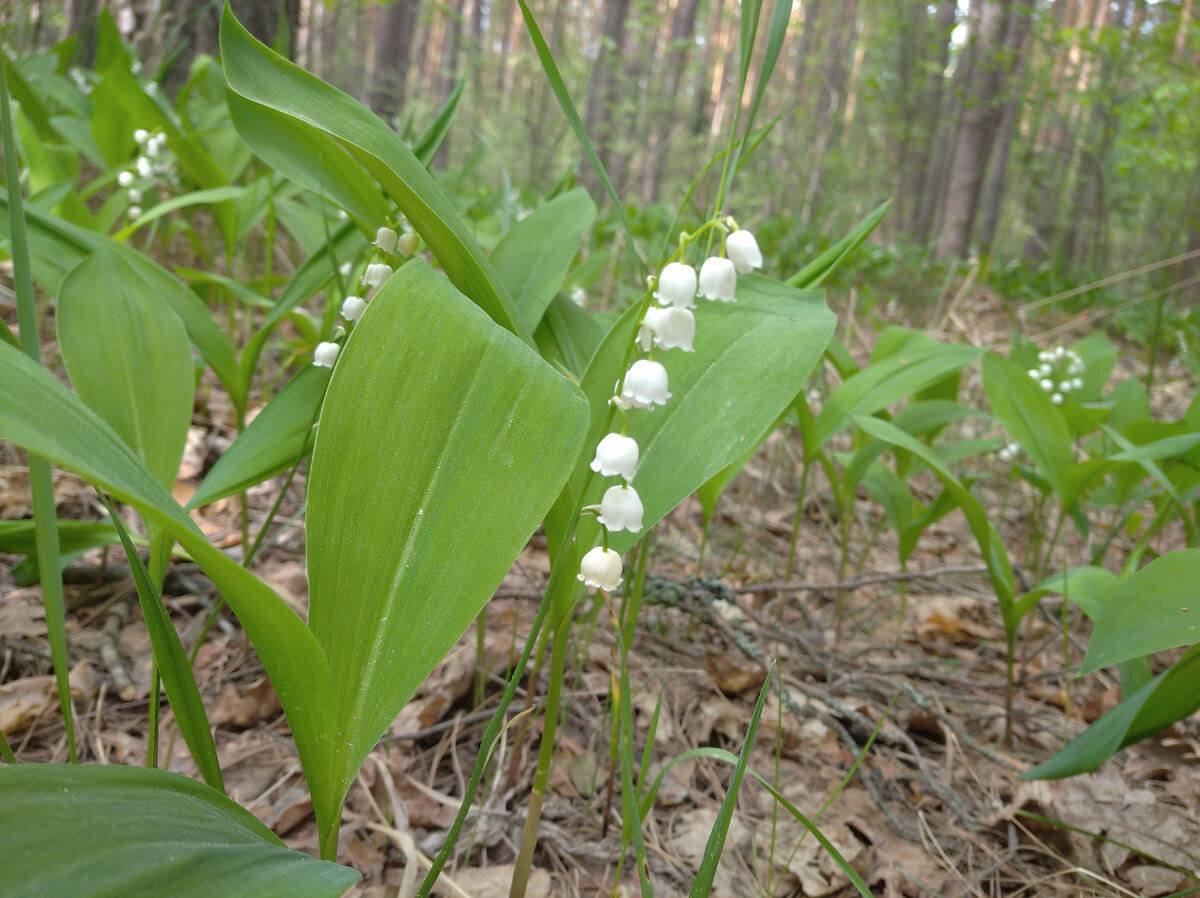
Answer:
0;660;97;735
210;676;282;728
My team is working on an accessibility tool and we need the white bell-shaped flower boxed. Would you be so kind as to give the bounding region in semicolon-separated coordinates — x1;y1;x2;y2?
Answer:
590;433;639;481
313;341;340;368
1071;376;1083;390
136;155;153;178
127;205;142;219
1050;392;1064;405
374;226;399;254
726;230;763;274
620;359;671;409
578;546;623;591
656;307;694;351
117;170;135;187
597;484;644;533
638;306;666;352
362;262;394;289
699;256;737;302
341;296;368;322
133;128;150;145
655;262;697;308
397;232;420;256
1039;378;1054;392
127;188;142;204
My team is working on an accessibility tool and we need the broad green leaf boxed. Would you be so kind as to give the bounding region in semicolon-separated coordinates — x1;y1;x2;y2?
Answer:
0;340;335;835
219;8;529;344
548;276;834;615
227;91;389;227
491;188;596;329
1024;644;1200;780
1012;565;1118;624
305;260;588;839
101;494;223;791
816;341;982;449
190;364;330;508
1082;550;1200;672
0;199;241;409
0;765;358;897
58;251;193;489
982;353;1075;503
787;200;891;289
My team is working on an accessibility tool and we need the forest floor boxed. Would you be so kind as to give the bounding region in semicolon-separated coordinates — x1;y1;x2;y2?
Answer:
2;295;1198;898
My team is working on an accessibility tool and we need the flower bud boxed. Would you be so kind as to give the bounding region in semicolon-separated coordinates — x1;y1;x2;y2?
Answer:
590;433;639;481
136;156;153;178
341;296;368;322
133;128;150;145
127;188;142;204
117;171;135;187
397;232;420;256
621;359;671;409
362;262;394;288
699;256;737;302
374;226;399;254
597;484;644;533
726;230;763;274
1050;392;1064;405
127;205;142;219
578;546;623;591
313;341;340;368
655;262;697;308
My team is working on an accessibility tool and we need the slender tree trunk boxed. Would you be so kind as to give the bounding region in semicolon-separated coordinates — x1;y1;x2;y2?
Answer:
934;0;1016;259
643;0;700;203
910;0;957;241
370;0;420;120
581;0;632;195
692;0;727;134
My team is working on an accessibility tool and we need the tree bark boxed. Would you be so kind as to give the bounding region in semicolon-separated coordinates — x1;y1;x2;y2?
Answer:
933;0;1018;259
370;0;420;120
581;0;632;195
643;0;701;203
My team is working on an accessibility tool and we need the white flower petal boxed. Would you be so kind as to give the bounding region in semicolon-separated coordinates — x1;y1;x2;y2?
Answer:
620;359;671;409
578;546;623;591
590;433;639;481
699;256;737;301
655;262;697;308
374;226;399;254
726;230;763;273
313;341;340;368
341;296;368;322
597;484;644;533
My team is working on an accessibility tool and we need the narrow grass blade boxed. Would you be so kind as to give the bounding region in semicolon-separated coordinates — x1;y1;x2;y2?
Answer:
1;53;75;761
98;494;223;791
689;662;773;897
787;200;892;289
619;663;653;897
413;75;465;167
514;0;639;262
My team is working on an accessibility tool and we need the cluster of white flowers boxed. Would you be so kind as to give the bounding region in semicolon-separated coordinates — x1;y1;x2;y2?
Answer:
997;441;1020;463
578;223;763;592
69;68;92;96
116;128;176;219
339;224;421;325
1027;345;1084;406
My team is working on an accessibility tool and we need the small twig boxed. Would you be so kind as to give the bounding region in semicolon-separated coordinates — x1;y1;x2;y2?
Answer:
97;593;136;701
739;564;995;594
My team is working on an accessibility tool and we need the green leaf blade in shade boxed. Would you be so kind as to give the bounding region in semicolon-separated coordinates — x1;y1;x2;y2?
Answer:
1081;549;1200;673
0;765;359;898
99;493;223;791
491;188;597;330
0;198;242;410
190;364;331;509
227;91;390;228
219;7;529;345
1024;644;1200;780
412;75;465;166
305;260;588;833
787;200;891;289
58;250;194;489
982;353;1075;503
0;340;336;842
565;276;835;565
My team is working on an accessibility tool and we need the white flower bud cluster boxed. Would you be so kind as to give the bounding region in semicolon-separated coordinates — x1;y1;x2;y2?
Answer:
341;222;420;326
581;224;763;591
997;442;1020;463
117;128;177;220
1026;345;1084;407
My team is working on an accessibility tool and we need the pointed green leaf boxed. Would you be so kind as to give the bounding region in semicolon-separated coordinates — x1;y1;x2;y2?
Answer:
0;765;358;897
305;260;588;820
58;250;194;488
101;494;223;791
219;7;529;344
190;364;330;508
0;340;335;832
1082;550;1200;673
491;188;596;329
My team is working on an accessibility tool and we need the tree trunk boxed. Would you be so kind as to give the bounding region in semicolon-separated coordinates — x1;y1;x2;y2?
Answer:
643;0;701;204
933;0;1016;259
581;0;632;195
369;0;420;120
909;0;957;240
